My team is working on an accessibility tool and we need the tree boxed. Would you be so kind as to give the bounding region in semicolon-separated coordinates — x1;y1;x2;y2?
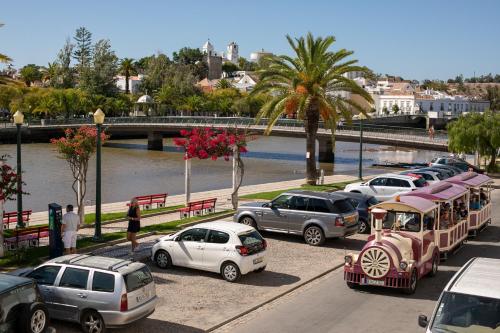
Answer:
485;86;500;111
0;155;25;257
119;58;136;94
222;62;239;76
141;53;171;92
79;39;119;96
172;47;204;65
392;104;400;114
19;64;42;86
173;127;248;209
448;111;500;172
382;106;389;115
252;33;373;185
73;27;93;71
238;57;257;71
41;62;58;86
215;78;233;89
54;39;76;88
51;127;109;224
0;23;12;65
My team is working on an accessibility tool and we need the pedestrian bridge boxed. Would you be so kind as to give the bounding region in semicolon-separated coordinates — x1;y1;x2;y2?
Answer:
0;117;448;162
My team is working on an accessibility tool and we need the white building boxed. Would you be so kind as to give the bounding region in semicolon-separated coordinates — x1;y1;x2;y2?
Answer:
250;49;273;62
416;90;490;117
226;42;239;64
202;39;216;56
115;74;143;94
230;72;259;92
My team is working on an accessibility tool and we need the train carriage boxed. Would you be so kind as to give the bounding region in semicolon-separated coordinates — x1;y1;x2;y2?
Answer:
445;172;493;236
402;182;469;259
344;196;440;294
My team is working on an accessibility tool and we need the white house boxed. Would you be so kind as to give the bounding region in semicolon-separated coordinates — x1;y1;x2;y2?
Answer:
416;90;490;117
231;72;259;92
116;74;143;94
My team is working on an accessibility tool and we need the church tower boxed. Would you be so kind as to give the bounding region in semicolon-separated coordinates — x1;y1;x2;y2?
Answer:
202;39;214;56
226;42;239;64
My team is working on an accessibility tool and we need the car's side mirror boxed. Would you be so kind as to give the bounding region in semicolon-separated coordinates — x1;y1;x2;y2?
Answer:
174;236;181;242
262;203;269;208
418;315;428;328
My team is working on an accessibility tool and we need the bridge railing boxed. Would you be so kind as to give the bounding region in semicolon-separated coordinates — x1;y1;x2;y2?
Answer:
7;116;447;144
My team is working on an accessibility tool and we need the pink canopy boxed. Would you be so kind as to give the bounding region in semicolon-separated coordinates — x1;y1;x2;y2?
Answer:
445;172;492;188
402;182;468;201
379;195;437;213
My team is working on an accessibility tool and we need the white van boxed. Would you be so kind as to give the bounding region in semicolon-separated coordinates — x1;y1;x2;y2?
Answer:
418;257;500;332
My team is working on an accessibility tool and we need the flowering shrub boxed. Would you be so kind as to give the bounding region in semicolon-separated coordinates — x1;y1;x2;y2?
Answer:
0;156;22;202
173;127;248;160
51;126;109;223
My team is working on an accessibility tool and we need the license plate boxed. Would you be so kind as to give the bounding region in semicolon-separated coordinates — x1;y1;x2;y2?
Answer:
136;292;148;303
364;278;384;286
253;257;263;265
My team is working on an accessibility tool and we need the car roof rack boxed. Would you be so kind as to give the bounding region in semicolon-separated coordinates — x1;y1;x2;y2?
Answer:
56;254;89;264
109;260;130;271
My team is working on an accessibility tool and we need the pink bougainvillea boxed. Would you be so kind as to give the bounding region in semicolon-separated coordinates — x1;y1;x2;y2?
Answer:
173;127;249;160
0;157;22;202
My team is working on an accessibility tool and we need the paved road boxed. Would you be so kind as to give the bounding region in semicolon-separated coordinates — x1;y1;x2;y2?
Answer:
219;187;500;333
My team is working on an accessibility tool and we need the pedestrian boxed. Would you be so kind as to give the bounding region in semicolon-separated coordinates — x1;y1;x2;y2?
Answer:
127;198;141;254
62;204;80;255
428;125;435;140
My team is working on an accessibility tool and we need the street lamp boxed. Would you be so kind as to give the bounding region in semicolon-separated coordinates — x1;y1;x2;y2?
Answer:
13;110;24;228
93;108;105;241
358;113;367;180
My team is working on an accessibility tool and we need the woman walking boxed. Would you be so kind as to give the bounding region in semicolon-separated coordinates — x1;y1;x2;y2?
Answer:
127;198;141;254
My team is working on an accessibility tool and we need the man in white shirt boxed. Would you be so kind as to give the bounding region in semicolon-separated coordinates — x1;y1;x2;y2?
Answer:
62;205;80;254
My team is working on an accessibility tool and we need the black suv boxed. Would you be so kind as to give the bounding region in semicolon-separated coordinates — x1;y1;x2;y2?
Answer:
0;273;49;333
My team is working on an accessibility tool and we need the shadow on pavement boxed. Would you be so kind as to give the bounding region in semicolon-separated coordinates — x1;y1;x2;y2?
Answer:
238;270;300;287
259;231;367;251
52;317;204;333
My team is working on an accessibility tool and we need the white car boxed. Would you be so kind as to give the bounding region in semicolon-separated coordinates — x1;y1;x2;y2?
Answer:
151;221;268;282
400;169;442;184
344;173;427;201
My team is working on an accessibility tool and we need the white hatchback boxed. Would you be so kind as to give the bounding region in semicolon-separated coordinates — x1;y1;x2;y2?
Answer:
151;221;268;282
344;173;428;201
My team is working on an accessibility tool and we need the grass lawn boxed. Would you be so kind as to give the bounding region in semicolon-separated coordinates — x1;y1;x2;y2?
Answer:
84;204;184;224
0;210;232;269
239;181;355;200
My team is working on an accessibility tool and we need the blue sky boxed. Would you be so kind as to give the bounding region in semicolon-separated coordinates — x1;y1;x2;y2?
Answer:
1;0;499;80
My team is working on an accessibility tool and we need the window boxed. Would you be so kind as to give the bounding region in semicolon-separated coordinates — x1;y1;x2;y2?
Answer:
413;177;427;188
180;228;208;242
59;267;89;289
289;196;309;211
28;266;61;286
125;266;153;292
370;177;387;186
331;199;355;214
307;198;331;213
386;178;410;187
419;173;433;181
271;195;293;209
92;272;115;293
430;102;434;111
382;211;421;232
348;198;359;208
207;230;230;244
367;197;379;206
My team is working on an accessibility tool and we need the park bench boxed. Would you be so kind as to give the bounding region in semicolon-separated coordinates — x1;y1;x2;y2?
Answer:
2;210;32;229
127;193;168;210
3;225;49;251
180;198;217;218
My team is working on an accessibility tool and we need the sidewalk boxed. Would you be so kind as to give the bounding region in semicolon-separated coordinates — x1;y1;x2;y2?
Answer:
26;174;360;226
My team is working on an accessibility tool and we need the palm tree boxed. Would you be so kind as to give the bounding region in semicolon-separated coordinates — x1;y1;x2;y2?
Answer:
215;78;233;89
41;62;59;86
252;33;373;185
119;58;136;94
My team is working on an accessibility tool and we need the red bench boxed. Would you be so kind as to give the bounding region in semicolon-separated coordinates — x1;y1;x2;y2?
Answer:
127;193;168;210
2;210;32;229
4;225;49;251
180;198;217;218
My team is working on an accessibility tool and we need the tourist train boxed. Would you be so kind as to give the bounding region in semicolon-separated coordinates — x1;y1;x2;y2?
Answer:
344;172;493;294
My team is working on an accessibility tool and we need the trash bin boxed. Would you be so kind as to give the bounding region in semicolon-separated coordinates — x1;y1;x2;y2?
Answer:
48;203;63;258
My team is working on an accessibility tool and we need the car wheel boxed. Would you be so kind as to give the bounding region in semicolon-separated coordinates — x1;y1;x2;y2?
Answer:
255;266;266;273
403;269;418;295
304;226;325;246
358;219;370;234
221;262;241;282
81;310;106;333
19;302;49;333
155;250;172;269
428;254;439;277
239;216;257;228
346;282;358;289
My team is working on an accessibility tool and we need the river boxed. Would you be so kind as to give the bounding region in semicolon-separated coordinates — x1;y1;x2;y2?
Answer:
0;136;443;212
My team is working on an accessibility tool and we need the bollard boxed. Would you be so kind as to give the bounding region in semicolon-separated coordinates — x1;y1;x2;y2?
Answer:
320;169;325;185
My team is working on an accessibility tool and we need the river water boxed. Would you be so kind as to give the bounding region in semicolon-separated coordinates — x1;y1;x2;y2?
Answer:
0;136;442;212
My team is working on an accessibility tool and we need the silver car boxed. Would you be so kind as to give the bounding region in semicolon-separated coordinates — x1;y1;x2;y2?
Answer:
23;254;157;333
234;190;359;246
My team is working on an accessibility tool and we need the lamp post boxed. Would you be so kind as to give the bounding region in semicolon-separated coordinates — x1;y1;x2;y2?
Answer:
93;108;105;241
358;113;366;180
13;110;24;228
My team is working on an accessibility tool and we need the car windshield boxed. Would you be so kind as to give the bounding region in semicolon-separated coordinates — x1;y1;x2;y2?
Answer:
238;230;264;246
380;211;421;232
124;266;153;292
413;177;427;188
431;292;500;332
331;199;355;214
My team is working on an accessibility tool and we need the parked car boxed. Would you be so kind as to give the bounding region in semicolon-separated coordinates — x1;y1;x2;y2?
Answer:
400;170;442;184
417;167;454;179
418;257;500;332
428;163;463;176
431;157;483;173
234;190;359;246
335;191;378;234
344;174;427;201
152;221;267;282
0;273;50;333
20;254;157;333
